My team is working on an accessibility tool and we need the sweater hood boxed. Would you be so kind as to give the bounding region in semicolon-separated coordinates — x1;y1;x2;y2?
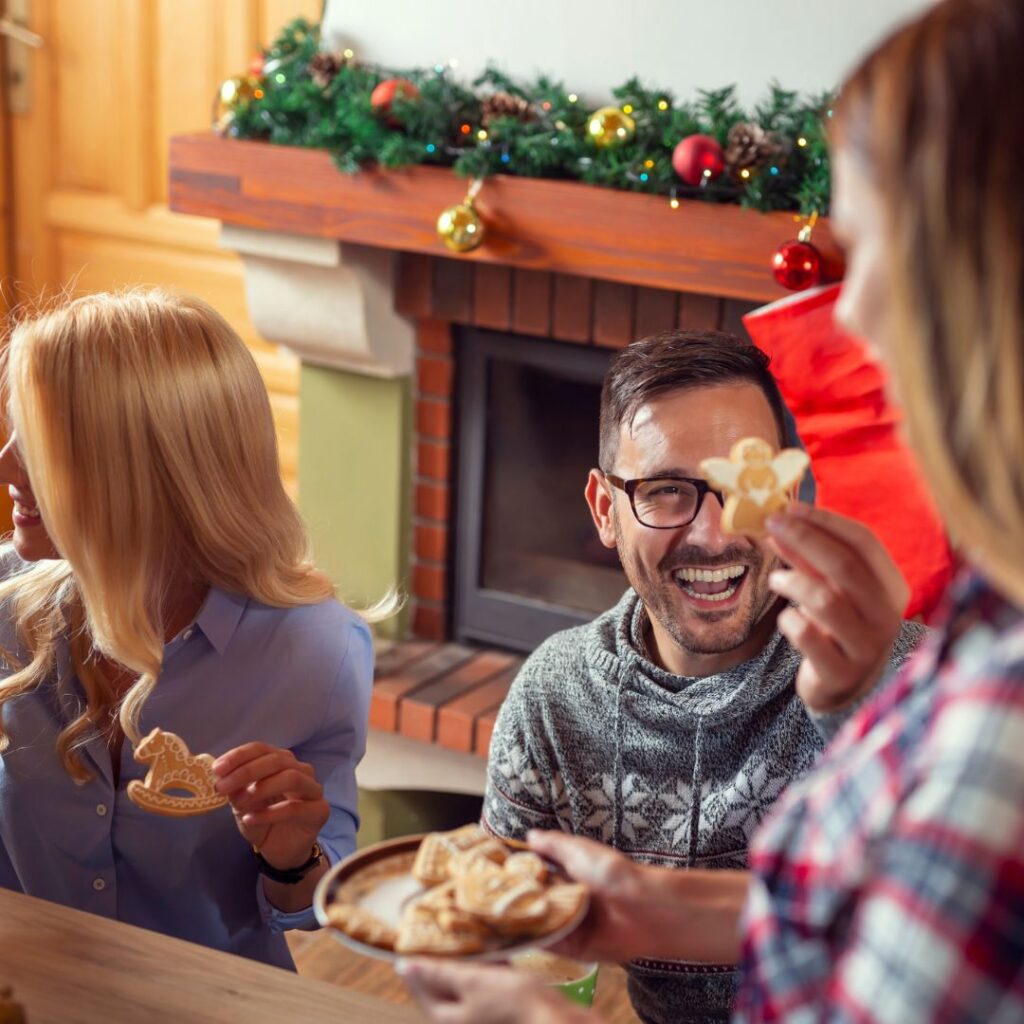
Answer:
585;588;796;728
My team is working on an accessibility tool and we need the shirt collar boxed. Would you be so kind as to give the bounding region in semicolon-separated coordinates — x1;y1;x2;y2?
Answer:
191;586;247;655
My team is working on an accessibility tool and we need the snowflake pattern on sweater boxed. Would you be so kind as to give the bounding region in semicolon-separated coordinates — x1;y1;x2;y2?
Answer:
483;589;926;1024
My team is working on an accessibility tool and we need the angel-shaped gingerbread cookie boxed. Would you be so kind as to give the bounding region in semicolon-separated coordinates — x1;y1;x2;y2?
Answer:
700;437;809;536
126;727;228;817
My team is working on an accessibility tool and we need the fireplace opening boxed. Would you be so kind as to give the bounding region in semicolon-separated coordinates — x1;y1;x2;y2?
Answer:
452;327;626;652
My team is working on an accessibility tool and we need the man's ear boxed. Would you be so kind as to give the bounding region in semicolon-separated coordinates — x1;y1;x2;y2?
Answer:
585;469;618;549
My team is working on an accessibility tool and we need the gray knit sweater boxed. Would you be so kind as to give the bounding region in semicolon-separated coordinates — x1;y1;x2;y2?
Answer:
483;589;926;1024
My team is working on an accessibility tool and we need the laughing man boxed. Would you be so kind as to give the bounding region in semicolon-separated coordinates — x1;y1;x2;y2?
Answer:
482;330;925;1024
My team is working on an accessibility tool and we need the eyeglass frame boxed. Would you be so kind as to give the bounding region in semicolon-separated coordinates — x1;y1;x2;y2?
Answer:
601;471;725;530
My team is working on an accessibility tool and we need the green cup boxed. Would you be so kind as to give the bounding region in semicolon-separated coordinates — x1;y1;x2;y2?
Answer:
558;962;599;1008
512;951;600;1010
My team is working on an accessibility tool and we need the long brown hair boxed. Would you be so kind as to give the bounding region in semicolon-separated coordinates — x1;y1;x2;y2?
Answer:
833;0;1024;604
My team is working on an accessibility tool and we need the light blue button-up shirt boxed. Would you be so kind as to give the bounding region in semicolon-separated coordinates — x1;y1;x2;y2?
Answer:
0;564;373;969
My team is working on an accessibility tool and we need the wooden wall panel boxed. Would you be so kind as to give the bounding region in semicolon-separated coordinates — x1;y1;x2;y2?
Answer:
432;259;474;324
678;291;724;330
511;269;552;337
396;253;434;318
472;265;512;330
634;286;678;341
53;1;118;192
551;275;593;344
10;0;319;498
592;280;636;349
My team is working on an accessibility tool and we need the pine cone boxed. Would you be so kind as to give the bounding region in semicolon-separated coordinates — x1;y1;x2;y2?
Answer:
725;121;781;176
309;52;344;89
481;91;535;127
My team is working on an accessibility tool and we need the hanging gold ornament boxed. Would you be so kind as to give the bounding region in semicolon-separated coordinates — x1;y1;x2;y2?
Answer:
436;179;486;253
212;76;259;136
587;106;636;148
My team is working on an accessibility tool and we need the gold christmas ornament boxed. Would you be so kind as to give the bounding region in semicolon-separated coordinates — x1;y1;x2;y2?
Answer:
437;202;484;253
437;179;486;253
212;76;258;136
587;106;636;147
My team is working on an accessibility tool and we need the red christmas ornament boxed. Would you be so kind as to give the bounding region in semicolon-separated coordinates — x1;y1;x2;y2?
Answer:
248;51;265;79
772;237;822;291
370;77;421;122
672;134;725;186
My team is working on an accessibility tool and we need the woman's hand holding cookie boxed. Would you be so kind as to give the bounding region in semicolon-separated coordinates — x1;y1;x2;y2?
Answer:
212;742;328;872
764;504;910;713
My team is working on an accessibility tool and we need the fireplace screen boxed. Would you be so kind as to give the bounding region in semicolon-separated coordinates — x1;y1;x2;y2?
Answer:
453;328;625;652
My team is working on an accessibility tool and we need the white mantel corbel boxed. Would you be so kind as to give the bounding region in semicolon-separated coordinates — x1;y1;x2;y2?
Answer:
219;225;414;378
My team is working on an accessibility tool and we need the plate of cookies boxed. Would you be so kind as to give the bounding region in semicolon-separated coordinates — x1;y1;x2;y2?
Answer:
314;825;589;960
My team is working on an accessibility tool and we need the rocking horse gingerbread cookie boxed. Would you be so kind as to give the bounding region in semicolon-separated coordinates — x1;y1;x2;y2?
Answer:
700;437;810;537
126;727;229;817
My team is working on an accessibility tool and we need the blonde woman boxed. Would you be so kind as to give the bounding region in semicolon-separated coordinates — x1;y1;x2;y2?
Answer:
402;0;1024;1020
0;290;374;969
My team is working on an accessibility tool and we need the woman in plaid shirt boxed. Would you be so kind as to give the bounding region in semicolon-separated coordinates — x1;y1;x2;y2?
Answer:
402;0;1024;1019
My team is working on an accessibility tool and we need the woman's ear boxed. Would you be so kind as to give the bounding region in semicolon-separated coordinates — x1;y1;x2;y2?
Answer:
584;469;618;550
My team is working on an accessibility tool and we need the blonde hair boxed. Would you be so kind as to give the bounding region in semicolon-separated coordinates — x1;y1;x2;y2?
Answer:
0;289;372;780
833;0;1024;604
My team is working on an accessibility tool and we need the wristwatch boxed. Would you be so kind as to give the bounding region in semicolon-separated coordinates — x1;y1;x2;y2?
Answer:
252;842;324;885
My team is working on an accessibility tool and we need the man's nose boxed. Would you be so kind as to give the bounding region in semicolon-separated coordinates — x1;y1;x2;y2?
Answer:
684;489;730;548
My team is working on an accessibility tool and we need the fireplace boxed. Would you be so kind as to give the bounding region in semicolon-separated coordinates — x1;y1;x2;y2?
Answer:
403;254;764;648
451;328;622;652
167;135;842;651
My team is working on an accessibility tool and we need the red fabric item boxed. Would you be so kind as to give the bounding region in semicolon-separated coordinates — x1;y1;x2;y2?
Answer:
743;284;954;620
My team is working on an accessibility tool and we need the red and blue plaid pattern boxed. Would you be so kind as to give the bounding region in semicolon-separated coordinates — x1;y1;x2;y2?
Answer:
736;572;1024;1022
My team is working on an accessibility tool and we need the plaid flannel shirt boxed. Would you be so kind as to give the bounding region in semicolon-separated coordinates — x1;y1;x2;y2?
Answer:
735;572;1024;1023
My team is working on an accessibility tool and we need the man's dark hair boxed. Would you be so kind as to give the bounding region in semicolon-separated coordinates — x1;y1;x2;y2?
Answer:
598;329;789;470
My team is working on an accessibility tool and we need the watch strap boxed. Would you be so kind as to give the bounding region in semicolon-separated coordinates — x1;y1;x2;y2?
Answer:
252;842;324;884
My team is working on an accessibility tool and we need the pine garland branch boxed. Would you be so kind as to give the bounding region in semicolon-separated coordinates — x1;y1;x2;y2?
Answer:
227;17;833;215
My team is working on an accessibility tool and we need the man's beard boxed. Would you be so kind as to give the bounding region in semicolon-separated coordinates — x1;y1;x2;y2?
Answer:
613;515;779;657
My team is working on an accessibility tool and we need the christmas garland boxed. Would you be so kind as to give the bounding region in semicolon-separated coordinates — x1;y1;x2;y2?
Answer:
220;17;833;217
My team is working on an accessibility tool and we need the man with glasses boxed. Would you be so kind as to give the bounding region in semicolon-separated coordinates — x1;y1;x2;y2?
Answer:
482;330;925;1024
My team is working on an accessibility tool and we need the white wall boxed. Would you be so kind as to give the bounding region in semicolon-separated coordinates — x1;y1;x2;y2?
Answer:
323;0;935;106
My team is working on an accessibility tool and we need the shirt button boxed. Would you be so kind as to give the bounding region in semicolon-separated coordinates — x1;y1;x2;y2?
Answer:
182;628;194;640
96;804;108;817
92;878;106;892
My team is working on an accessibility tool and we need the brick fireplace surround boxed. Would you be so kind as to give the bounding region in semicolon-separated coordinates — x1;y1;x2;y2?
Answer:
397;253;758;644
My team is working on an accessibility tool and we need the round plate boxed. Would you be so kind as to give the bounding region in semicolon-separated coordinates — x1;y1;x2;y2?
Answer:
313;834;589;962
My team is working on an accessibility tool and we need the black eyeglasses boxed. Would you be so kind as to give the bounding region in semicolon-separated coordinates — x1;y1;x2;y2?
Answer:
603;472;725;529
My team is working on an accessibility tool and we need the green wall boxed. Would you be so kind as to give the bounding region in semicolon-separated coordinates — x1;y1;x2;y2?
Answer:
298;364;411;639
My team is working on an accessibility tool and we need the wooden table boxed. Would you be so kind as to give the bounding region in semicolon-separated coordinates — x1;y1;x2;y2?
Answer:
0;889;421;1023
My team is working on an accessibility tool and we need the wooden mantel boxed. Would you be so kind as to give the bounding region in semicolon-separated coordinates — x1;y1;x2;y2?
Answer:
169;133;840;304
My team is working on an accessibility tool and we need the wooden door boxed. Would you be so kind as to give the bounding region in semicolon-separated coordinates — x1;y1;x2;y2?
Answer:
8;0;321;498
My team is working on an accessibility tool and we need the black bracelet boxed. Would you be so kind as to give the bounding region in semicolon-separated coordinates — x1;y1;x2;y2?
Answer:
252;842;324;885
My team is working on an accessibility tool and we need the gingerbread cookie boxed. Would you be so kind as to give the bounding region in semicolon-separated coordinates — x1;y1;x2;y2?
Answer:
454;870;549;936
125;727;228;817
700;437;809;537
448;837;510;879
411;823;490;885
540;882;588;932
504;851;548;884
326;904;397;951
401;883;489;944
394;914;487;956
